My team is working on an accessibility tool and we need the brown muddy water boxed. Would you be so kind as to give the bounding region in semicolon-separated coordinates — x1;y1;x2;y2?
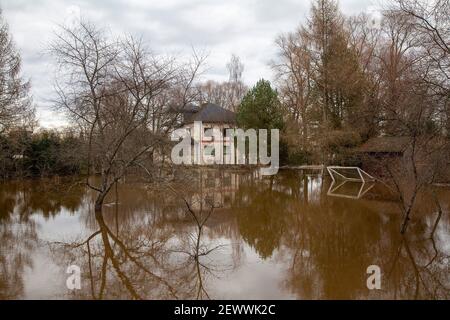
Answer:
0;169;449;300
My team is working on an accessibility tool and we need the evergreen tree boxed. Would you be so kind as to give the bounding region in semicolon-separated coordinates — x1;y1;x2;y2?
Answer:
237;79;284;130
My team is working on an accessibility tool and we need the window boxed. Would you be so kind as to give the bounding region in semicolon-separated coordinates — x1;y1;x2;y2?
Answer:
204;145;215;156
203;127;213;141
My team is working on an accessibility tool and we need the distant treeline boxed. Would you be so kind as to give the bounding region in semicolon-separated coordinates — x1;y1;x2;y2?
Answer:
1;0;450;186
0;130;86;179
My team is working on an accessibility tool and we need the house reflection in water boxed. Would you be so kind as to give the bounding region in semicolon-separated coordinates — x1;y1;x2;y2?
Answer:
188;168;325;212
189;169;262;211
1;170;450;300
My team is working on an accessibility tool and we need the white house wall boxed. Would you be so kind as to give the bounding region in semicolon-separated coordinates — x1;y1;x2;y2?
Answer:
182;122;237;165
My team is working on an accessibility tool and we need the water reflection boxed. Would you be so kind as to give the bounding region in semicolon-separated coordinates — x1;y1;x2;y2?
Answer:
0;170;449;299
0;178;85;299
0;208;37;299
327;181;375;199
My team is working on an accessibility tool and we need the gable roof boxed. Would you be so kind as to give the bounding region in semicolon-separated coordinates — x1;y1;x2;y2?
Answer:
357;136;411;153
185;103;236;124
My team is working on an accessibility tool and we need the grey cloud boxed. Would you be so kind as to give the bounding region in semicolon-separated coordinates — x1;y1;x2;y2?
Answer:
2;0;376;128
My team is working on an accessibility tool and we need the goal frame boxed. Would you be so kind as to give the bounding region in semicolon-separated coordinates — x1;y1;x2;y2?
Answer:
326;166;375;183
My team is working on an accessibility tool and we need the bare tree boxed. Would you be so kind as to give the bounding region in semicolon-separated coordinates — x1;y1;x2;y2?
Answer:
226;54;247;111
0;9;34;134
347;14;383;139
374;6;450;233
273;0;377;163
273;28;313;147
389;0;450;134
197;80;234;109
50;19;204;211
197;54;247;111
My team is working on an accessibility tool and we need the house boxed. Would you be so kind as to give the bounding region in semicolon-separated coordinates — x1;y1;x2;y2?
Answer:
179;103;237;165
356;136;411;176
357;136;411;156
357;135;450;183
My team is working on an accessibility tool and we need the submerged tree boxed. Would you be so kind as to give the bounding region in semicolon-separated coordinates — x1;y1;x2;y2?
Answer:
377;0;450;233
50;19;204;211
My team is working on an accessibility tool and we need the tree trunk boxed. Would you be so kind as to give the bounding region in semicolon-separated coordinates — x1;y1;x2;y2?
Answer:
95;192;108;212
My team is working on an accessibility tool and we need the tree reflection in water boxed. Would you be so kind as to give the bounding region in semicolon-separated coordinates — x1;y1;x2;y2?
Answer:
49;183;232;300
0;178;85;299
169;188;231;300
233;172;450;299
1;170;450;299
0;211;37;299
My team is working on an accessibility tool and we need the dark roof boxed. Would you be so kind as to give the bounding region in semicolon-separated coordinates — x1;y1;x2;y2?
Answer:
181;103;200;113
357;136;411;153
185;103;236;124
170;103;199;113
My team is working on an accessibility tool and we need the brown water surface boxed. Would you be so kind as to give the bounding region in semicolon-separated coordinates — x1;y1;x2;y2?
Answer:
0;169;449;299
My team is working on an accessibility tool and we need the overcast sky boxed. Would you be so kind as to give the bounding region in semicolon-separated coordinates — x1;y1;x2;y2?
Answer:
1;0;379;128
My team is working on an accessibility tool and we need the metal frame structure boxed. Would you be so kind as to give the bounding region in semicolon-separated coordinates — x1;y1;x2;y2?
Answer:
326;166;376;183
327;180;375;199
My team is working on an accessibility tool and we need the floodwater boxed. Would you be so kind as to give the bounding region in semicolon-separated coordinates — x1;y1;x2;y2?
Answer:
1;169;449;300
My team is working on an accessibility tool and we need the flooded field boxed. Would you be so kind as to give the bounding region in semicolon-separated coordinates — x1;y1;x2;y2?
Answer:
1;169;449;299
